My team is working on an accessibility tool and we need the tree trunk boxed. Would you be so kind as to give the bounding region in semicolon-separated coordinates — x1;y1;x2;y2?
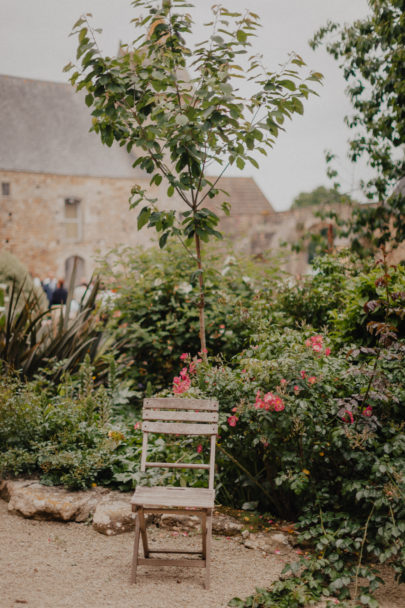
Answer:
194;232;207;359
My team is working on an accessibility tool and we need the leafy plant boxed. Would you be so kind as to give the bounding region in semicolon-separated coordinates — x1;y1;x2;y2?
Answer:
0;277;107;381
311;0;405;252
0;358;117;489
66;0;322;352
217;251;404;606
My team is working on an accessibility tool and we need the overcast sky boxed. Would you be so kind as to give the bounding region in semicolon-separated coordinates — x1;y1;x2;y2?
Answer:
0;0;371;210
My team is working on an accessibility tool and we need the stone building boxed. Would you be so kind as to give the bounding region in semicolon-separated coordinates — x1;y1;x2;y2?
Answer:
2;74;401;281
0;74;276;281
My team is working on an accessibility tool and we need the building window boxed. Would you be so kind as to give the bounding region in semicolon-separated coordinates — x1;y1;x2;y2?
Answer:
64;198;82;241
1;182;10;196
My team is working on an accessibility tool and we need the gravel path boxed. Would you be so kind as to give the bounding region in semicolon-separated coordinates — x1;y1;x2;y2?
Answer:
0;500;286;608
1;499;404;608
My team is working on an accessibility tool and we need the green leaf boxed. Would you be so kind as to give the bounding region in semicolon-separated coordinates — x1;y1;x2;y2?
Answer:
293;97;304;115
219;82;233;95
72;17;85;30
175;114;189;127
279;79;296;91
137;207;151;230
236;157;245;170
236;30;247;43
78;27;88;43
150;173;163;187
247;156;259;169
221;201;231;216
159;232;169;248
85;93;93;107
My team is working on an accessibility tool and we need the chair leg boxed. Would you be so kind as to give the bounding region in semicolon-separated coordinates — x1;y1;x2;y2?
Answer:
138;508;150;558
201;511;207;559
130;510;141;584
204;510;213;590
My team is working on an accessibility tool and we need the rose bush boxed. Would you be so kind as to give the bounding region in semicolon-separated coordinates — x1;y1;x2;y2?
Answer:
172;323;404;605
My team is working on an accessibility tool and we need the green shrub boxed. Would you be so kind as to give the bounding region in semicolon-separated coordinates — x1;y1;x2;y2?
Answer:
97;243;281;398
249;252;405;348
183;253;405;606
0;360;118;489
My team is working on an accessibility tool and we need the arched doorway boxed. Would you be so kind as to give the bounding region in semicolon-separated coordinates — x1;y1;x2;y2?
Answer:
65;255;85;287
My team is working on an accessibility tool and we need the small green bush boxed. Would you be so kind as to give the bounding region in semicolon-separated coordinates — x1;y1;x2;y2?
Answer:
0;361;118;489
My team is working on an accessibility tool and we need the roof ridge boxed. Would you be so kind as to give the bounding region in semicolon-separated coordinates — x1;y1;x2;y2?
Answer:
0;73;70;87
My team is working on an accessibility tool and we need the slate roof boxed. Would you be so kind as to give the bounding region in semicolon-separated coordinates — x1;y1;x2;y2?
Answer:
0;75;274;213
0;74;143;178
206;176;274;215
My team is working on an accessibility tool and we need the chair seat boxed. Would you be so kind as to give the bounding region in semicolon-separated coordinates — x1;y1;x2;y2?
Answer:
131;486;215;509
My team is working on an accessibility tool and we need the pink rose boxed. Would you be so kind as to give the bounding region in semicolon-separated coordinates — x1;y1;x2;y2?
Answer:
300;370;306;379
180;367;188;380
273;397;285;412
180;353;189;361
362;405;373;417
325;347;331;356
311;335;323;345
197;444;203;454
342;410;354;424
308;376;317;384
227;415;238;427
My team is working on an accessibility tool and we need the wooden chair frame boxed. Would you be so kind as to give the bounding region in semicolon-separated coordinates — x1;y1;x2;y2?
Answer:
130;397;218;589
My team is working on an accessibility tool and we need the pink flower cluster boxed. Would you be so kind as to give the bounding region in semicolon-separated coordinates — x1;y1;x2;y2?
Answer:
255;390;285;412
173;367;191;394
173;354;203;394
305;335;331;356
299;371;317;384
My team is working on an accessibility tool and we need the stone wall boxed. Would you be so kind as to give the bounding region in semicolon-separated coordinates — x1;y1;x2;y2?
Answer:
0;170;183;280
1;169;403;280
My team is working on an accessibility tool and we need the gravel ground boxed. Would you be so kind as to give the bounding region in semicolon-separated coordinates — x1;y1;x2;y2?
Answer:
0;500;286;608
1;499;404;608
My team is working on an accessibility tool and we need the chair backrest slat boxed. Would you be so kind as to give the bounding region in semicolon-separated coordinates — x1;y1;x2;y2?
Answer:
140;398;219;489
145;462;210;470
143;409;218;423
142;421;217;436
144;397;217;411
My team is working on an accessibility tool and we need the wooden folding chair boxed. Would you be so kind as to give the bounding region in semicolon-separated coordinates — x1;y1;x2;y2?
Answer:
130;397;218;589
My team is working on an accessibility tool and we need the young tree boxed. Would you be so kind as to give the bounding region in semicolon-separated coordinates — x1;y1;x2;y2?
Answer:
65;0;322;353
311;0;405;252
